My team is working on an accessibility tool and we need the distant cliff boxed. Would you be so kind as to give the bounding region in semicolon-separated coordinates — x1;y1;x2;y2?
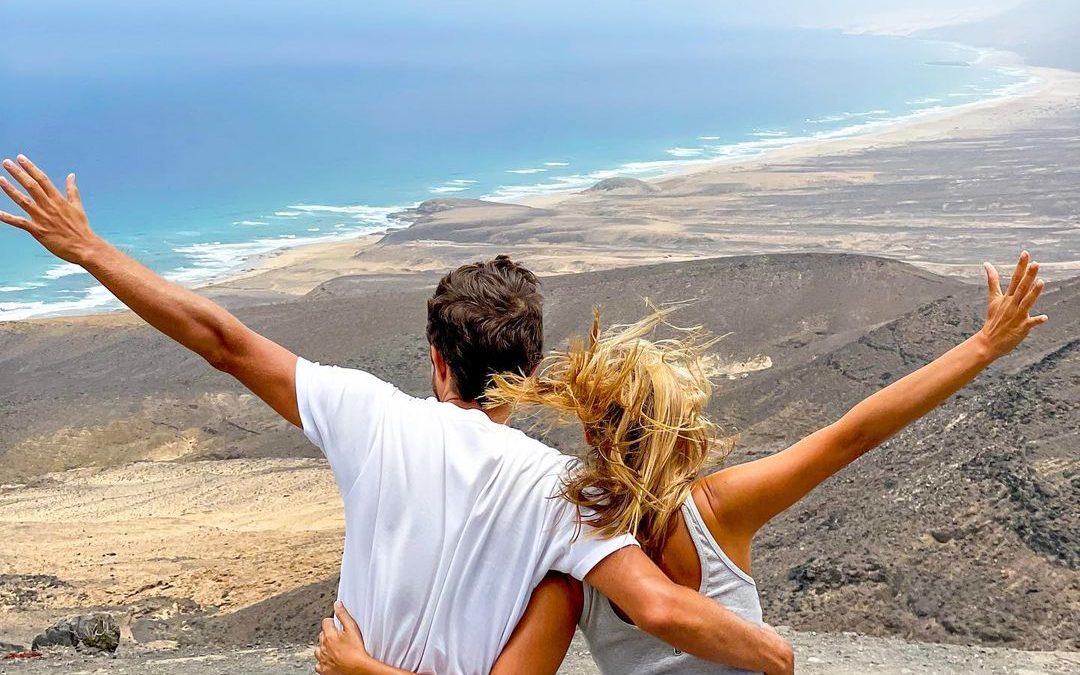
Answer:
920;0;1080;71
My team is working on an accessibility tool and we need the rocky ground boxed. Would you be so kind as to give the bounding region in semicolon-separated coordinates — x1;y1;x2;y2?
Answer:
734;273;1080;649
2;630;1078;675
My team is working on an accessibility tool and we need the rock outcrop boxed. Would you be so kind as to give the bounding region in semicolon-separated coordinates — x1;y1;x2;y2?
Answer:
31;614;120;653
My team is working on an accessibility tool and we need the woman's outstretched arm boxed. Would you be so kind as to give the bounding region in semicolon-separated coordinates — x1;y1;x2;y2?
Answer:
703;251;1048;564
315;573;582;675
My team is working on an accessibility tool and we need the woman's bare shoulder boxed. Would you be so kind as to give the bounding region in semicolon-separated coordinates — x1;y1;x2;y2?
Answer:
691;473;754;575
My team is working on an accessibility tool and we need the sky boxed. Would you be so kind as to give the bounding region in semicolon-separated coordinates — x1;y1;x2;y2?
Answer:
1;1;1029;72
2;1;1027;30
714;1;1025;28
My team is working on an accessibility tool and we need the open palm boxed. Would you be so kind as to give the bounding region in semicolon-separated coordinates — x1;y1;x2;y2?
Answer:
980;251;1048;360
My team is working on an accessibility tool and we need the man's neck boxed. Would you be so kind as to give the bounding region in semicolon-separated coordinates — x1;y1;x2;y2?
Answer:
443;397;511;425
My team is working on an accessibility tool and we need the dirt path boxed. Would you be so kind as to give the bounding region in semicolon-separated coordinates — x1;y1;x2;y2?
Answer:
3;631;1078;674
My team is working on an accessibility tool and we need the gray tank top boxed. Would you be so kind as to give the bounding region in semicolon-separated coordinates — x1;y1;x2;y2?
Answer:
579;495;763;674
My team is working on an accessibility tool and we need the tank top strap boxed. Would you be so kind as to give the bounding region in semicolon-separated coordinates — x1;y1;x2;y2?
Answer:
578;495;763;675
681;494;756;587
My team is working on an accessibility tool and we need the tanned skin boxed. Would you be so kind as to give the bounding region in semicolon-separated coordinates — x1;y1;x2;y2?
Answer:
315;250;1047;675
0;154;794;675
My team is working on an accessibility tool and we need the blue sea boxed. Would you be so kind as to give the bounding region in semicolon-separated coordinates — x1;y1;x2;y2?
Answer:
0;1;1030;319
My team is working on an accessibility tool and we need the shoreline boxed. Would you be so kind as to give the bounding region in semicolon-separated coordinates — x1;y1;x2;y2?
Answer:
195;60;1079;297
480;43;1037;205
10;57;1080;323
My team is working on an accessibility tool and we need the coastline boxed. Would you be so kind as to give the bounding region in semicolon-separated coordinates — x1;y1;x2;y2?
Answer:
192;60;1080;299
12;57;1080;322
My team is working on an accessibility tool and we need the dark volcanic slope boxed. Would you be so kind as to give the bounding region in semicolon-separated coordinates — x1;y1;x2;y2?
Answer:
2;253;1077;650
740;274;1080;650
0;253;962;478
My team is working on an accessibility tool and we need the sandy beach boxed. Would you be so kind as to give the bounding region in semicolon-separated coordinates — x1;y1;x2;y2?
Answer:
190;62;1080;301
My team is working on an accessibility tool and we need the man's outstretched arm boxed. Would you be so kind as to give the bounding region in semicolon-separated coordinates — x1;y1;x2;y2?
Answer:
586;546;794;674
0;155;301;426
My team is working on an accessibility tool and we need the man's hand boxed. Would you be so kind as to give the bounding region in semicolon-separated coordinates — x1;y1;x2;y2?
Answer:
980;251;1048;360
758;624;794;675
0;155;102;264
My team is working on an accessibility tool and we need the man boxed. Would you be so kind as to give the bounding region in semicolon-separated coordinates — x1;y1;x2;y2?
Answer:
0;155;792;674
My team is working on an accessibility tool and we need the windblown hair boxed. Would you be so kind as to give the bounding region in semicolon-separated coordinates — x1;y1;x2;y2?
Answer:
487;306;732;558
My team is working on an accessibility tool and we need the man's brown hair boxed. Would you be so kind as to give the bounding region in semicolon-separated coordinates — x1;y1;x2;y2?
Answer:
426;255;544;402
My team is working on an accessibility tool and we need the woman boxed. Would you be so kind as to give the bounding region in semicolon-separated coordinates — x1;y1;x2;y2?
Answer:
315;252;1047;675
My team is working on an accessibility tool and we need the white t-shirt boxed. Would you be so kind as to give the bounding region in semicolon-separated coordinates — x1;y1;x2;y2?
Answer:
296;358;637;675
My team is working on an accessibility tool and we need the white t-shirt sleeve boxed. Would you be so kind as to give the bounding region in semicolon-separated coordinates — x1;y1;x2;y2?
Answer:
551;506;639;581
295;357;399;496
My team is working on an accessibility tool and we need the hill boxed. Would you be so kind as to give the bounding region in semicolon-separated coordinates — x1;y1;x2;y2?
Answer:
921;0;1080;71
0;254;961;479
0;253;1075;650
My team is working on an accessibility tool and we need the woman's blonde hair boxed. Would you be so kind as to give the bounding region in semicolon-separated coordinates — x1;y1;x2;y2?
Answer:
486;306;732;558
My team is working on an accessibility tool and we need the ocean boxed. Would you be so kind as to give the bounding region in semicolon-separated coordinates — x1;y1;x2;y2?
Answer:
0;1;1029;320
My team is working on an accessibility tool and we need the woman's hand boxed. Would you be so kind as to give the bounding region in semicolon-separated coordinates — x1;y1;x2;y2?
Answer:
980;251;1048;360
701;250;1051;549
315;601;377;675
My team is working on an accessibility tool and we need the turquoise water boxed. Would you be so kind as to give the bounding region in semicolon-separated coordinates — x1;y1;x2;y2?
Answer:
0;2;1028;319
